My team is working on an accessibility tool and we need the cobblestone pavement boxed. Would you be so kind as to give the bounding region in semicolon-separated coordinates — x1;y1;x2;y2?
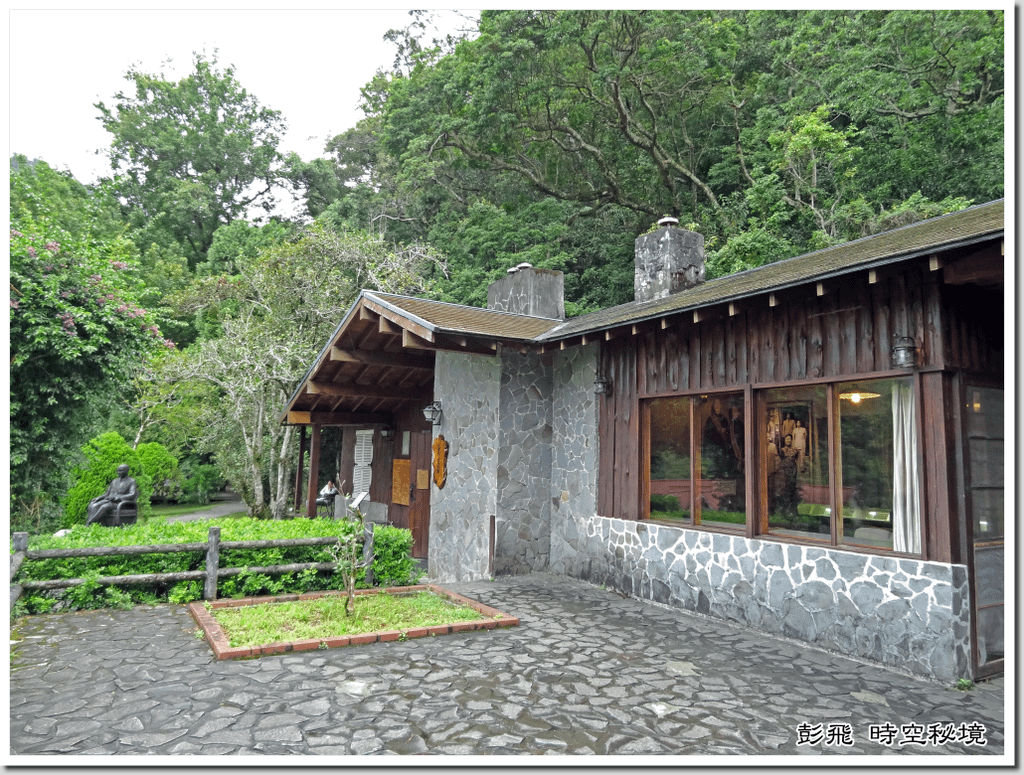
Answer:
9;573;1006;759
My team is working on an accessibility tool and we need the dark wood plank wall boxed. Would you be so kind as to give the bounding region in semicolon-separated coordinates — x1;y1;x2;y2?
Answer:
941;283;1004;374
598;252;1003;547
368;430;393;505
339;427;356;496
920;371;961;564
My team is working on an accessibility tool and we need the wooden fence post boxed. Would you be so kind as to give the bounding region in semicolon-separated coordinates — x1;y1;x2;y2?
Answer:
10;532;28;608
204;527;221;601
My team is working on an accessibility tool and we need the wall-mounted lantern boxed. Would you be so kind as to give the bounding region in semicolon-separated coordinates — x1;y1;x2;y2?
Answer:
423;400;443;426
891;335;917;369
380;426;395;440
594;379;612;396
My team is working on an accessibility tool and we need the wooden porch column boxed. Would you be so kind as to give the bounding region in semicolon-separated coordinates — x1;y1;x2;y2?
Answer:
293;425;307;513
306;423;322;518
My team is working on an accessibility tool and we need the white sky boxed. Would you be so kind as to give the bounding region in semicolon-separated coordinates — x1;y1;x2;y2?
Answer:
7;7;475;198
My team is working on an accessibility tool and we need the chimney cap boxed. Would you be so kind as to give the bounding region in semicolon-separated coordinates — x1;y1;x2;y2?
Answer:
658;216;679;228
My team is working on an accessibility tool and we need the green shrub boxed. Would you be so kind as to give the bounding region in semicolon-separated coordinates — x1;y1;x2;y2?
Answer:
371;525;424;587
703;509;746;525
167;580;201;604
136;442;178;502
179;463;223;505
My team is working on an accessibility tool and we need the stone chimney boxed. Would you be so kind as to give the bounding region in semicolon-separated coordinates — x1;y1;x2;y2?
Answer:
487;263;565;320
634;217;705;303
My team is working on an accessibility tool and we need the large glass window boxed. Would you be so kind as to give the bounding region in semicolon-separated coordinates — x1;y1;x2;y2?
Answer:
697;393;746;529
649;397;691;523
764;385;830;541
644;378;922;554
836;378;917;552
647;392;745;530
764;377;919;552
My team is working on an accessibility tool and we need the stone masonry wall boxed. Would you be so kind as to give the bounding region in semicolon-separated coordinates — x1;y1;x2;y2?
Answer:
429;351;500;582
550;514;973;683
493;350;554;575
550;344;599;524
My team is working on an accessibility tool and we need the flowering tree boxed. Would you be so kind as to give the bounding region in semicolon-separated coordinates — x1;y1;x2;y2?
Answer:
9;160;172;519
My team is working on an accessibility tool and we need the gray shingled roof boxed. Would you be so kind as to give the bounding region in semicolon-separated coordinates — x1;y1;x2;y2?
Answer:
536;199;1004;342
367;292;561;341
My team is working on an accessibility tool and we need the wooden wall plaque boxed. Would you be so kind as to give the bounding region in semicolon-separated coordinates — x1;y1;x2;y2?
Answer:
432;434;449;489
392;459;411;505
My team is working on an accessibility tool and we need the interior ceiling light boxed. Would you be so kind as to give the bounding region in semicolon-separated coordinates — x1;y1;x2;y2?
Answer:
839;391;881;403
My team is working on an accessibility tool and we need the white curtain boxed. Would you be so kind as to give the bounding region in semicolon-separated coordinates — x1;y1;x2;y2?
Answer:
892;382;921;553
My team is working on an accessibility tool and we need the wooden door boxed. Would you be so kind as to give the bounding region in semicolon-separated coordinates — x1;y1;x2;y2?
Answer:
408;430;431;558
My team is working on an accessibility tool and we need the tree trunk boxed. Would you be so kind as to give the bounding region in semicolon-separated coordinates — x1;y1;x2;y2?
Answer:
269;424;294;519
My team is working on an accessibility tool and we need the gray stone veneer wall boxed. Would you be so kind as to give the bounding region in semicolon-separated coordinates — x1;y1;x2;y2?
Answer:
493;351;554;575
429;344;599;582
550;514;973;682
429;351;500;582
550;344;599;523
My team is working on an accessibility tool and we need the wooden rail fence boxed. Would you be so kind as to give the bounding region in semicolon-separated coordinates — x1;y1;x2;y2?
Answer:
9;526;372;609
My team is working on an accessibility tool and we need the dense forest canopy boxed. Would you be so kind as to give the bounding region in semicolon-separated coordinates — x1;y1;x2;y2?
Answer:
9;10;1004;530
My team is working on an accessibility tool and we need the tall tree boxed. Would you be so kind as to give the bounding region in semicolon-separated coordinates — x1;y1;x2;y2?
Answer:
95;54;288;269
361;9;1001;299
378;11;746;227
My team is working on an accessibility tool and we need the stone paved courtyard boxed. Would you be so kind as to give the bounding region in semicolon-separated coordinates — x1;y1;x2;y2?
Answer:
9;573;1006;759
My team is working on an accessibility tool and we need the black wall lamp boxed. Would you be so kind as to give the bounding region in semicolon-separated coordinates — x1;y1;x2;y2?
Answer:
423;401;443;425
891;335;917;369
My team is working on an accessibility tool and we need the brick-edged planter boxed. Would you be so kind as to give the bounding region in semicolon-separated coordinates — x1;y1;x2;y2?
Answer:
188;583;519;660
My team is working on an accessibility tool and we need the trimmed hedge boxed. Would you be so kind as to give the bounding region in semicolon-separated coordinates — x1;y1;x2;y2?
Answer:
371;525;425;587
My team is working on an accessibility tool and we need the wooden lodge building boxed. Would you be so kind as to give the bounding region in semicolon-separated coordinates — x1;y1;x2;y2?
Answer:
281;200;1006;682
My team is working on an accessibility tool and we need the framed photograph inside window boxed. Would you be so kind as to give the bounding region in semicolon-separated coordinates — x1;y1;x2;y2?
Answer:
764;385;829;541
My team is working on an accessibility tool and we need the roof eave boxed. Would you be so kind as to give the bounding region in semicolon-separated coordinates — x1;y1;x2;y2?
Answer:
278;290;370;424
537;225;1004;344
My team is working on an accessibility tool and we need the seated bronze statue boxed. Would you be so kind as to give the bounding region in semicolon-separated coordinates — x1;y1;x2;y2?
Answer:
86;464;139;527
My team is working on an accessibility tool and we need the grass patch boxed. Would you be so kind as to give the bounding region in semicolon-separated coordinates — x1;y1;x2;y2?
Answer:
211;591;487;648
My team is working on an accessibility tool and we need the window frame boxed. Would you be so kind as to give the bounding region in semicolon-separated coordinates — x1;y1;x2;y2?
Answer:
641;375;925;557
642;387;750;535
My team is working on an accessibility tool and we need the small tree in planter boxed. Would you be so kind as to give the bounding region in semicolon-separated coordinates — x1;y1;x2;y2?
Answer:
328;507;371;616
